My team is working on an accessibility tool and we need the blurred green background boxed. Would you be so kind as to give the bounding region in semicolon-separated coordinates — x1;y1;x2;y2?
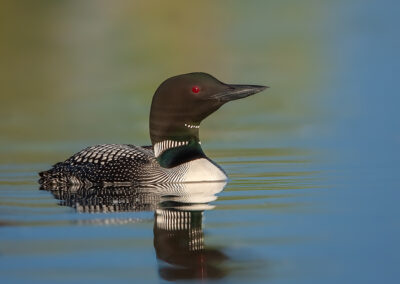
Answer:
0;0;330;162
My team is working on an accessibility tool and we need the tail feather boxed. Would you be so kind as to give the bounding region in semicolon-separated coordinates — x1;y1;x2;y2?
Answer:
38;163;87;189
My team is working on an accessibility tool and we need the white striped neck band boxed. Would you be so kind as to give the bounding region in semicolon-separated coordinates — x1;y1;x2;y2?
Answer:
184;123;200;129
153;140;191;157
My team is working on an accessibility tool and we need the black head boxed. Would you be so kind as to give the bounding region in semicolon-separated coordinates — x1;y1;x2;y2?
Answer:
150;72;267;145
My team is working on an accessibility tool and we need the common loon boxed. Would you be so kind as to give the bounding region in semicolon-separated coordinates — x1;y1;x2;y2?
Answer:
39;72;267;185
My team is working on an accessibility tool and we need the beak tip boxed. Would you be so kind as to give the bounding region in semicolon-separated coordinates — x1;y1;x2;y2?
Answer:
254;85;269;94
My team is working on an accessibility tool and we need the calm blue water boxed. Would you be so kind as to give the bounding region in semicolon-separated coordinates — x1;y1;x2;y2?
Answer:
1;1;399;283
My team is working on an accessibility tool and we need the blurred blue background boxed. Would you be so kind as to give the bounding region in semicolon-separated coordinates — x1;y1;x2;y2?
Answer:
0;0;399;283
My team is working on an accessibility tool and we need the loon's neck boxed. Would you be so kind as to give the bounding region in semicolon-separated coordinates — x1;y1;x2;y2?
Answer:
154;139;205;168
150;121;206;168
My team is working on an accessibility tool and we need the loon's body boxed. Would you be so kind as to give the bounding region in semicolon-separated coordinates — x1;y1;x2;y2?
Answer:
39;73;267;186
41;143;226;185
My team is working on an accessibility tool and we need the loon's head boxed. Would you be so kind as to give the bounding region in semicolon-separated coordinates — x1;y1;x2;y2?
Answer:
150;72;267;146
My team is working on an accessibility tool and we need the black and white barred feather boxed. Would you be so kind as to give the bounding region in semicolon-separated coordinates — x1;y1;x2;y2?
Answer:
39;144;190;186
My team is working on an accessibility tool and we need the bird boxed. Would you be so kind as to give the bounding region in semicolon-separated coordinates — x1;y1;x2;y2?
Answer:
39;72;267;186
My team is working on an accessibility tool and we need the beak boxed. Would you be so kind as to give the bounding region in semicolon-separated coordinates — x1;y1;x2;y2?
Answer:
211;84;268;102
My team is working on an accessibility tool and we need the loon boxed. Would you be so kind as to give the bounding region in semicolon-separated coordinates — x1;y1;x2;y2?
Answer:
39;72;267;185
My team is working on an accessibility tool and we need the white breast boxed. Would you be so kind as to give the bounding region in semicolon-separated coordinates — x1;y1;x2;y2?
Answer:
181;158;227;182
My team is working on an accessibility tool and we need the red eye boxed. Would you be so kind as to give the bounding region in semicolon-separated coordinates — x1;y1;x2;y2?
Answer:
192;86;200;93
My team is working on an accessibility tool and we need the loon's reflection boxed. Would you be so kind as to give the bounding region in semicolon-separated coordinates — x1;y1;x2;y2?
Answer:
154;207;228;280
40;181;228;281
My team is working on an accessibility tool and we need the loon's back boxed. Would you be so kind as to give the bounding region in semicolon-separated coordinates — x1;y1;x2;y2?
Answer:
39;144;155;186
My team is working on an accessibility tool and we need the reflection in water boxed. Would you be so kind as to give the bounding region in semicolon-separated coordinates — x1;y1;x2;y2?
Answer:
40;181;229;281
155;209;228;281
